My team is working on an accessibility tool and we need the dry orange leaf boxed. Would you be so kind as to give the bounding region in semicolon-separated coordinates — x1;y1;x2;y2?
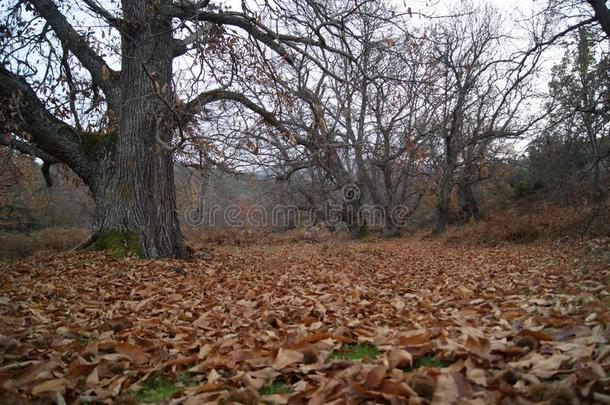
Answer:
388;347;413;369
115;342;149;365
272;348;304;369
31;378;67;395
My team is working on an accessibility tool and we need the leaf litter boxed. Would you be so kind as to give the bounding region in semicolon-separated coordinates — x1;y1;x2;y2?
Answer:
0;239;609;404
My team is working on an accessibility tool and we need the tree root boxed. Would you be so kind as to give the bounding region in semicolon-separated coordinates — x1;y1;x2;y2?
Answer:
71;232;98;251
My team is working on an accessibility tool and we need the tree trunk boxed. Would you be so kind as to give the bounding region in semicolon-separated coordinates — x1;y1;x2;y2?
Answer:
0;0;191;259
92;0;188;259
433;200;449;234
382;217;400;238
457;180;481;225
344;199;365;239
433;171;452;234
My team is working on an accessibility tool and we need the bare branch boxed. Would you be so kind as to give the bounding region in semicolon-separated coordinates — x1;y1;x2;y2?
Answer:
27;0;121;112
0;133;59;164
0;65;98;185
81;0;124;30
184;88;309;145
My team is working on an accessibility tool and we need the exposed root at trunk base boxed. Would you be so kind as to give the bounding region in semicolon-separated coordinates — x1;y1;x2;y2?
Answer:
71;233;98;252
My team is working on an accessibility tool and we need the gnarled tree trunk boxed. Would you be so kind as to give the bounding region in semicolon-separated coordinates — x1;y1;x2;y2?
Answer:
90;0;188;258
0;0;189;259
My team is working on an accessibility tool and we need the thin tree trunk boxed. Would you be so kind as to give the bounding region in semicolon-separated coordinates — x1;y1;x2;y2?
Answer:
344;198;365;239
434;166;453;234
433;188;450;234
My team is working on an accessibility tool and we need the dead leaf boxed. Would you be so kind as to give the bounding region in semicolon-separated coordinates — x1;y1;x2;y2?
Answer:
32;378;66;395
272;348;303;369
388;347;413;369
115;342;149;365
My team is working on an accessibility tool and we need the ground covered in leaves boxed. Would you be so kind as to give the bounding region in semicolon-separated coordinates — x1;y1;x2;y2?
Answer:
1;238;609;404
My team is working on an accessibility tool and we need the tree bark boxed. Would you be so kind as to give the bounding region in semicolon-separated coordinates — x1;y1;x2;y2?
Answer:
433;178;451;234
457;152;481;225
457;180;481;225
90;0;188;258
433;137;457;234
382;218;399;238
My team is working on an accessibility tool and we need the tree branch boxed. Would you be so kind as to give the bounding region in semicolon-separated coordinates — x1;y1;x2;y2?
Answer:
184;88;309;145
0;66;97;184
587;0;610;38
0;134;59;164
81;0;124;30
28;0;121;112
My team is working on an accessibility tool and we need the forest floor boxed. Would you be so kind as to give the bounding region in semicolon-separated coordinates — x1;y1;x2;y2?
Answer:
0;238;609;404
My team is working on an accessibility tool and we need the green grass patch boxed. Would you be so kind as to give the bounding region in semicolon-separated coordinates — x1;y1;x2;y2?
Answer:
78;335;96;345
132;374;198;403
329;343;379;361
260;380;293;396
176;372;196;384
408;355;451;370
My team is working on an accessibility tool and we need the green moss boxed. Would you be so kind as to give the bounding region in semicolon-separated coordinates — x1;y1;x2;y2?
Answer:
94;230;144;258
123;374;198;403
408;355;451;370
260;381;293;396
80;129;117;157
329;344;379;361
176;372;198;386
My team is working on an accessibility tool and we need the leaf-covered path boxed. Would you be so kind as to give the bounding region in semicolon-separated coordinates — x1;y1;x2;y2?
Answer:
1;239;609;404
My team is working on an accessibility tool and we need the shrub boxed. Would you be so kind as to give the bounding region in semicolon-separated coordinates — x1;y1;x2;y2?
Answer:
510;179;543;199
0;227;90;260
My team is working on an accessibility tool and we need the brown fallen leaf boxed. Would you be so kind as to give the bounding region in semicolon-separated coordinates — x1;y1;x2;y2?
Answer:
272;348;304;369
364;364;387;389
431;372;473;404
107;375;129;397
260;393;289;404
85;366;99;388
388;347;413;369
530;354;571;379
115;342;149;365
509;353;571;379
241;372;267;390
164;355;197;368
13;361;60;388
65;360;97;379
207;369;222;384
431;373;459;404
184;382;224;394
397;330;431;346
31;378;67;395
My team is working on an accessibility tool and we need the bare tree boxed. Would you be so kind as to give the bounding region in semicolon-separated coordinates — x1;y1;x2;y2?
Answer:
0;0;367;257
425;3;543;233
